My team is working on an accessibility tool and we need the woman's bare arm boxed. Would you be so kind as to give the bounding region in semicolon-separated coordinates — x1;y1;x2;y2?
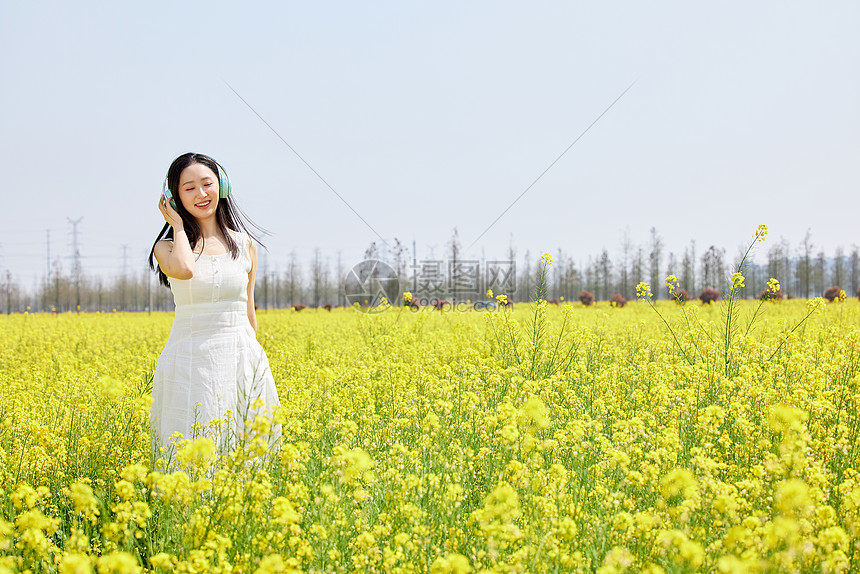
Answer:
154;196;195;279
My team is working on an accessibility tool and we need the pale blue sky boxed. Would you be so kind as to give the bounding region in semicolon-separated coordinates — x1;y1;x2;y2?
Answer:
1;1;858;288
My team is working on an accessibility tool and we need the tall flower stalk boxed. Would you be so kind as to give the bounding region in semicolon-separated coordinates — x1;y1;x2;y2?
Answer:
721;224;768;375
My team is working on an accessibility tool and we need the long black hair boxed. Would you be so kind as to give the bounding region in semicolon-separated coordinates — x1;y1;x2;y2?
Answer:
148;153;267;287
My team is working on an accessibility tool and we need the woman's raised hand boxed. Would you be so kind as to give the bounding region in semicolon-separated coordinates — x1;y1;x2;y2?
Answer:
158;196;183;229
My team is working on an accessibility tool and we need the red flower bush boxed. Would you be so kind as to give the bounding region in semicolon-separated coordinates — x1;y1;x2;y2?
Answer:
609;293;627;308
824;286;842;302
760;288;784;302
699;289;720;304
579;290;595;306
673;289;690;304
292;303;306;312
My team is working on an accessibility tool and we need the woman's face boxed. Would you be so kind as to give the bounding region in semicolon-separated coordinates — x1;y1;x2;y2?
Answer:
177;162;219;220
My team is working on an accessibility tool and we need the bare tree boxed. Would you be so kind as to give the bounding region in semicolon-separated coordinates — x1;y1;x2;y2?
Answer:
796;229;813;298
700;246;726;291
364;241;379;261
681;245;694;295
507;234;518;300
767;240;784;288
551;247;564;300
850;245;859;295
618;228;632;299
522;249;532;302
310;248;325;307
335;251;344;307
688;240;697;295
285;250;302;307
584;256;596;297
832;246;845;289
3;270;18;315
814;250;826;295
631;247;645;288
778;238;792;297
648;227;663;299
391;238;408;281
564;259;581;301
447;228;461;301
667;251;677;280
599;249;612;301
322;256;332;305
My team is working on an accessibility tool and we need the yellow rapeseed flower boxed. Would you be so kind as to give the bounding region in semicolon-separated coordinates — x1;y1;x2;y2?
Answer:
730;273;745;290
660;468;698;500
520;397;550;431
636;282;652;300
665;275;679;295
149;553;174;570
254;553;286;574
430;553;472;574
333;446;374;486
58;553;93;574
775;478;814;516
176;436;217;469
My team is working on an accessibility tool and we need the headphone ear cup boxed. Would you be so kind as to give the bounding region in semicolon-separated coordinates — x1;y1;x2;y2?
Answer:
162;177;177;210
219;168;231;199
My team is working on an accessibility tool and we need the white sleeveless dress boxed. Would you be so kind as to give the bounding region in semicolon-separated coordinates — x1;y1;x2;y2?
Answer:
150;231;280;457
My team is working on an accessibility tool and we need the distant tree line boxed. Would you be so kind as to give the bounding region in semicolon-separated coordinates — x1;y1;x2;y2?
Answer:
530;229;859;304
0;229;858;313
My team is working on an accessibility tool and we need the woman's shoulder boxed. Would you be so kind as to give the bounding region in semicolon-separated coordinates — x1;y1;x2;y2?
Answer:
231;230;255;259
229;229;250;246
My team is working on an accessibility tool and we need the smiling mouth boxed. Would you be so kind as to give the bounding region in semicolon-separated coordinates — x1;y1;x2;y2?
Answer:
195;200;212;208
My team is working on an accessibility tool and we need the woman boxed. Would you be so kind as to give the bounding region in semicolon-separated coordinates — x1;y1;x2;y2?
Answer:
149;152;280;460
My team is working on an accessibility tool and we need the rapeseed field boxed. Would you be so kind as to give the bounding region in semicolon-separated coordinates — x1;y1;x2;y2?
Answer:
1;258;859;572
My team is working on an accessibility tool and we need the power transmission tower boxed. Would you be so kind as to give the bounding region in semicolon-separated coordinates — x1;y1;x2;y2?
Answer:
121;244;129;276
67;217;83;312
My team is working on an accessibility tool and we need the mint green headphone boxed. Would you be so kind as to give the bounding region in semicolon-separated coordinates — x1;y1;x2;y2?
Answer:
162;156;232;210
